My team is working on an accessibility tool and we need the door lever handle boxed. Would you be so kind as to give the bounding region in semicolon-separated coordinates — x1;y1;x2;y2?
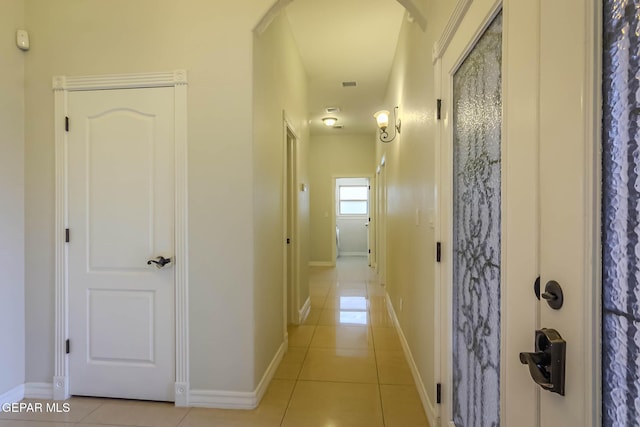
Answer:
147;256;172;268
519;328;566;395
519;352;553;389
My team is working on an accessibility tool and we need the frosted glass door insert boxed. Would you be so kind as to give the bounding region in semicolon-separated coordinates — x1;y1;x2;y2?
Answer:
602;0;640;425
452;11;502;427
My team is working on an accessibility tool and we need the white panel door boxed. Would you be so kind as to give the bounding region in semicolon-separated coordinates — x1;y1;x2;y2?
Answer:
438;0;595;425
67;87;175;401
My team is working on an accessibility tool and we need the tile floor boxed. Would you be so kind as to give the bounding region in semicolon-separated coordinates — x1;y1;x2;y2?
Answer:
1;257;429;427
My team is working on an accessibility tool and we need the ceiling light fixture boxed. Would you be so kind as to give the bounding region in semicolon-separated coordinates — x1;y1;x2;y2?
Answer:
374;106;401;143
322;117;338;127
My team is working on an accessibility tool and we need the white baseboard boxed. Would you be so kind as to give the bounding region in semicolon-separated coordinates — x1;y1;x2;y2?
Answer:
308;261;334;267
298;297;311;324
338;252;367;257
189;340;286;409
189;389;256;409
24;383;53;400
385;294;438;427
0;384;25;409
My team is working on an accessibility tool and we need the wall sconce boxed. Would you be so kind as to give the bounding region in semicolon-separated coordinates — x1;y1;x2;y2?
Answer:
322;117;338;127
374;107;401;143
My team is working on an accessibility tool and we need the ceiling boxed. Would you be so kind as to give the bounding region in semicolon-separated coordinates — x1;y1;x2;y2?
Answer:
285;0;406;136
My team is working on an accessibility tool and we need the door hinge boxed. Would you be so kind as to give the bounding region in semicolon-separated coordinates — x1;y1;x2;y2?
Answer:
368;185;371;190
65;339;70;354
368;249;371;254
65;116;69;132
436;99;442;120
436;242;441;262
436;383;442;404
65;228;70;243
286;238;291;245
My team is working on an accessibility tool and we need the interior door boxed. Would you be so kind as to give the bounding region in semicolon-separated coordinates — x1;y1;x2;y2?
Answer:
67;87;176;401
437;0;595;425
286;128;298;324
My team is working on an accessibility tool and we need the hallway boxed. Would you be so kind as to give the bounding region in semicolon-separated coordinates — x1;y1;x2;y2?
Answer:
1;257;429;427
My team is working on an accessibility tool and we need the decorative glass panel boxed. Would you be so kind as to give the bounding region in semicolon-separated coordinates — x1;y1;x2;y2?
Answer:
452;11;502;427
602;1;640;425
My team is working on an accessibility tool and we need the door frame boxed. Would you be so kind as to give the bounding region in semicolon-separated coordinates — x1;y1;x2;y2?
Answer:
282;112;300;327
52;71;189;406
376;157;387;284
331;175;374;263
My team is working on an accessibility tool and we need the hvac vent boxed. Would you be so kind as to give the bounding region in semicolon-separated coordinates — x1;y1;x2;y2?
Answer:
342;81;357;87
326;107;341;113
333;125;344;129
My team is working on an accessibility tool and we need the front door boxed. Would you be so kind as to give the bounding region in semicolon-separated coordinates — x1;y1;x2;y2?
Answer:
437;0;596;425
67;87;176;401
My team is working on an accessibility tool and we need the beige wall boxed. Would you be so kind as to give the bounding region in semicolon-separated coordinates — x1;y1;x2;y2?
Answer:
253;10;309;380
23;0;281;393
309;134;375;263
377;0;456;412
0;0;25;398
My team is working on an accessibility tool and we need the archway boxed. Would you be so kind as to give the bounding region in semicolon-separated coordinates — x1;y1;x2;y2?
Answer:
254;0;427;34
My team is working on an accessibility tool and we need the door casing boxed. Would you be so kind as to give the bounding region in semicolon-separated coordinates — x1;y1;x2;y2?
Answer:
282;112;300;327
52;71;189;406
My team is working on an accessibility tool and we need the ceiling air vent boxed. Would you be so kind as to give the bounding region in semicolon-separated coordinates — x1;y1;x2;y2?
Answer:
326;107;341;113
342;81;357;88
333;125;344;129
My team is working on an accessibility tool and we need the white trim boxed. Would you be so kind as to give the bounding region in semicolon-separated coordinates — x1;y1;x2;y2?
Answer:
0;385;25;408
53;70;189;403
24;383;53;400
308;261;334;267
338;252;368;257
189;341;286;409
52;71;187;91
189;389;257;410
283;112;300;327
298;296;311;324
385;293;438;427
432;0;473;63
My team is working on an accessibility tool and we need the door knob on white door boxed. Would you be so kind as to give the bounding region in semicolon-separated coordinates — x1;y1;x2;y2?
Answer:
147;256;172;268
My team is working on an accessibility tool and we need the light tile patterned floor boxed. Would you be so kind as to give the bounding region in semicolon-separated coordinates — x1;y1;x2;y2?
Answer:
1;257;429;427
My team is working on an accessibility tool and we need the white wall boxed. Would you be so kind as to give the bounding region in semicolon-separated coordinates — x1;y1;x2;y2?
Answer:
22;0;280;394
378;0;456;413
0;0;25;398
309;134;375;263
253;10;309;380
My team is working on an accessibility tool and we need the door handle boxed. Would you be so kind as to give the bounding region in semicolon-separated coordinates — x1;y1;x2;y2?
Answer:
519;352;553;389
147;256;172;268
519;328;566;395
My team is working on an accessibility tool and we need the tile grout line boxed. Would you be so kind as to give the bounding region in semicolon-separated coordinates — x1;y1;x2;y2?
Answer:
279;319;317;427
368;277;387;427
173;405;192;427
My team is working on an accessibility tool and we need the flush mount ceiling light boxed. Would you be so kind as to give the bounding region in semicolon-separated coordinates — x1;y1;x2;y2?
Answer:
322;117;338;127
374;106;401;143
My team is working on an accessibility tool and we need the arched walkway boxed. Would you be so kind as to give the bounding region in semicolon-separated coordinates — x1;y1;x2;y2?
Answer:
255;0;427;34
